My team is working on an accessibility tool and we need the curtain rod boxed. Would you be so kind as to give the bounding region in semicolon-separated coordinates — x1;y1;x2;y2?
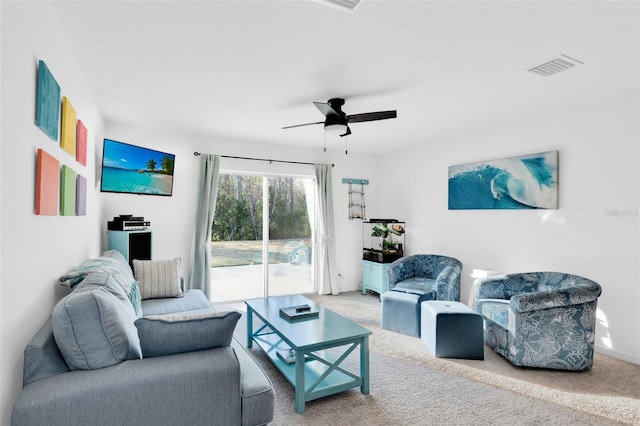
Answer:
193;152;334;167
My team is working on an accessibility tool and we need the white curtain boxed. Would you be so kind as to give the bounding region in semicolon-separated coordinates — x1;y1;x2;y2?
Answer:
315;164;339;295
188;154;221;298
302;178;315;239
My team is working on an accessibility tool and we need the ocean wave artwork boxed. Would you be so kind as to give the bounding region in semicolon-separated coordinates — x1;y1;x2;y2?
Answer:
448;151;558;210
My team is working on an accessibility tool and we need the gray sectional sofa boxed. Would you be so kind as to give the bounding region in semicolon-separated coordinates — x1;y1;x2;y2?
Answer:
11;250;274;426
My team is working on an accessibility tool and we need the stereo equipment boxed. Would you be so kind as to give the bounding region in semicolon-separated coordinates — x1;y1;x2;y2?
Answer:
108;214;149;231
108;220;151;231
113;215;145;222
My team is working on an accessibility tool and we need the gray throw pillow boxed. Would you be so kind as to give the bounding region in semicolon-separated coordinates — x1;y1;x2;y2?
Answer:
135;311;241;358
133;258;183;300
52;272;142;370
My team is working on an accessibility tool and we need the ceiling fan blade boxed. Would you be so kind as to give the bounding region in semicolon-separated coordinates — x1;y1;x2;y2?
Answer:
347;110;397;123
282;121;324;130
313;101;340;117
340;126;352;137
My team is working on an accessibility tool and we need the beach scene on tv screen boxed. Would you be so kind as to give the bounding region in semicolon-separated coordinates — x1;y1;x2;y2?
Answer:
101;140;175;195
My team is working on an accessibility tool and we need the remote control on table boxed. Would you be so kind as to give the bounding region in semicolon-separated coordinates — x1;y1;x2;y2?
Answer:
294;304;311;312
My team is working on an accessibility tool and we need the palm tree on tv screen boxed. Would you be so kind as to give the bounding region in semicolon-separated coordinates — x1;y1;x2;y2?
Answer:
161;156;174;174
146;159;157;172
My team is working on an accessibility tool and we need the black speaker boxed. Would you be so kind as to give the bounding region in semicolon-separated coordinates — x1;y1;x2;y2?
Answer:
128;231;152;267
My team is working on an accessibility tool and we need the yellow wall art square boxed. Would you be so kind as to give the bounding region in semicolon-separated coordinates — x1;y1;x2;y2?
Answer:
61;96;77;157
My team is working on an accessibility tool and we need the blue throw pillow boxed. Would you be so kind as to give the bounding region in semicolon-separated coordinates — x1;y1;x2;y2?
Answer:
135;311;241;358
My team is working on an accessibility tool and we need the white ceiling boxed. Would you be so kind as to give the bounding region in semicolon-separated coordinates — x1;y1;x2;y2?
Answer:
52;0;640;154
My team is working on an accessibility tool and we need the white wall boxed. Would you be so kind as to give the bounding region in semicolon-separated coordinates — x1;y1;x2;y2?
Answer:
0;2;105;424
1;5;637;425
379;90;640;364
103;123;382;294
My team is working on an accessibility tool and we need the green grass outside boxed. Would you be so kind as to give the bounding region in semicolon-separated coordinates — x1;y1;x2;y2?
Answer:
211;239;310;268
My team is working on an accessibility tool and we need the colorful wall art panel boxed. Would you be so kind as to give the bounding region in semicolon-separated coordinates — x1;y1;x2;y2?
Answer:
35;60;61;141
448;150;558;210
35;149;60;215
76;174;87;216
76;119;88;166
61;97;77;157
60;165;77;216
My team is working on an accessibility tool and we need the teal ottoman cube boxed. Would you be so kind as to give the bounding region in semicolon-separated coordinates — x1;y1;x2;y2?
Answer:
381;290;428;338
421;301;484;360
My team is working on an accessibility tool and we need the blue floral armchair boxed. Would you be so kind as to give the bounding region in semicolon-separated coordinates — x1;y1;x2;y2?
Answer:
387;254;462;301
474;272;602;371
381;255;462;337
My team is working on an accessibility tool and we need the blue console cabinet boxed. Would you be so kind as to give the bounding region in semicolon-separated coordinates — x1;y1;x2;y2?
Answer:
362;260;391;296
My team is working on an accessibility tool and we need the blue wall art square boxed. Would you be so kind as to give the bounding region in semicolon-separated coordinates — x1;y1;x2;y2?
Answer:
448;150;558;210
35;60;61;141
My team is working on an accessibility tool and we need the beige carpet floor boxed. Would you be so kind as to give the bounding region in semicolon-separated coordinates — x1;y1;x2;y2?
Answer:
226;292;640;425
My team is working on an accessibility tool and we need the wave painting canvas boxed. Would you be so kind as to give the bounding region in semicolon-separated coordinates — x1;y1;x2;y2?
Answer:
448;151;558;210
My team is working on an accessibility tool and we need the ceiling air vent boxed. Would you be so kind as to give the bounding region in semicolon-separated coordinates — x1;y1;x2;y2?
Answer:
526;54;583;77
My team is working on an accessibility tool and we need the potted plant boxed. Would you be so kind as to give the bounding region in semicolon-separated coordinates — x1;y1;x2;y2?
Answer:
371;223;405;255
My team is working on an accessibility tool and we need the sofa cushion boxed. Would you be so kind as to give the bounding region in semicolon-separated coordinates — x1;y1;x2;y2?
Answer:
135;311;241;357
58;250;142;316
393;277;436;296
133;258;183;300
52;272;142;370
141;289;213;316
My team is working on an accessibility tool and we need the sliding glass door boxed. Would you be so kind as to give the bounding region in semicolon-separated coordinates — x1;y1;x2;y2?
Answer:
267;176;315;297
210;173;314;302
210;174;264;301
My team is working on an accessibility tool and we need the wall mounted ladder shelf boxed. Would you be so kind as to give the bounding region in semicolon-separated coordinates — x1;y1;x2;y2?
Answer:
342;178;368;220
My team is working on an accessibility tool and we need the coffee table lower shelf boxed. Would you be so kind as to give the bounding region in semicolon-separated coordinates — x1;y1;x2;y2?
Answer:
251;331;368;413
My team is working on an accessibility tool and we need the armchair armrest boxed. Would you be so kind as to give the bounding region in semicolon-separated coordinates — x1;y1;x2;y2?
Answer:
435;265;461;301
12;347;241;426
510;283;602;313
475;298;510;328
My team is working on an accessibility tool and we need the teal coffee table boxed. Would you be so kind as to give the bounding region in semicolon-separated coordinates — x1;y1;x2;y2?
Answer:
245;295;372;414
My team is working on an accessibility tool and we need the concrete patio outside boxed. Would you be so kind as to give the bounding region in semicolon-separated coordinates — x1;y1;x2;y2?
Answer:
210;263;314;302
209;239;314;302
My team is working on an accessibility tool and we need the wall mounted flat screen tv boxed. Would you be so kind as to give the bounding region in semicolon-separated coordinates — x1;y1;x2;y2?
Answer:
100;138;175;196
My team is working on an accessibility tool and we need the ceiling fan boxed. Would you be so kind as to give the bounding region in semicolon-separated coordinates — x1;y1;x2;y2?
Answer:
282;98;397;137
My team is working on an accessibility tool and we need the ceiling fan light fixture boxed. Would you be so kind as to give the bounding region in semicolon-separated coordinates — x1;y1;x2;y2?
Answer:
325;123;348;135
283;98;396;139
